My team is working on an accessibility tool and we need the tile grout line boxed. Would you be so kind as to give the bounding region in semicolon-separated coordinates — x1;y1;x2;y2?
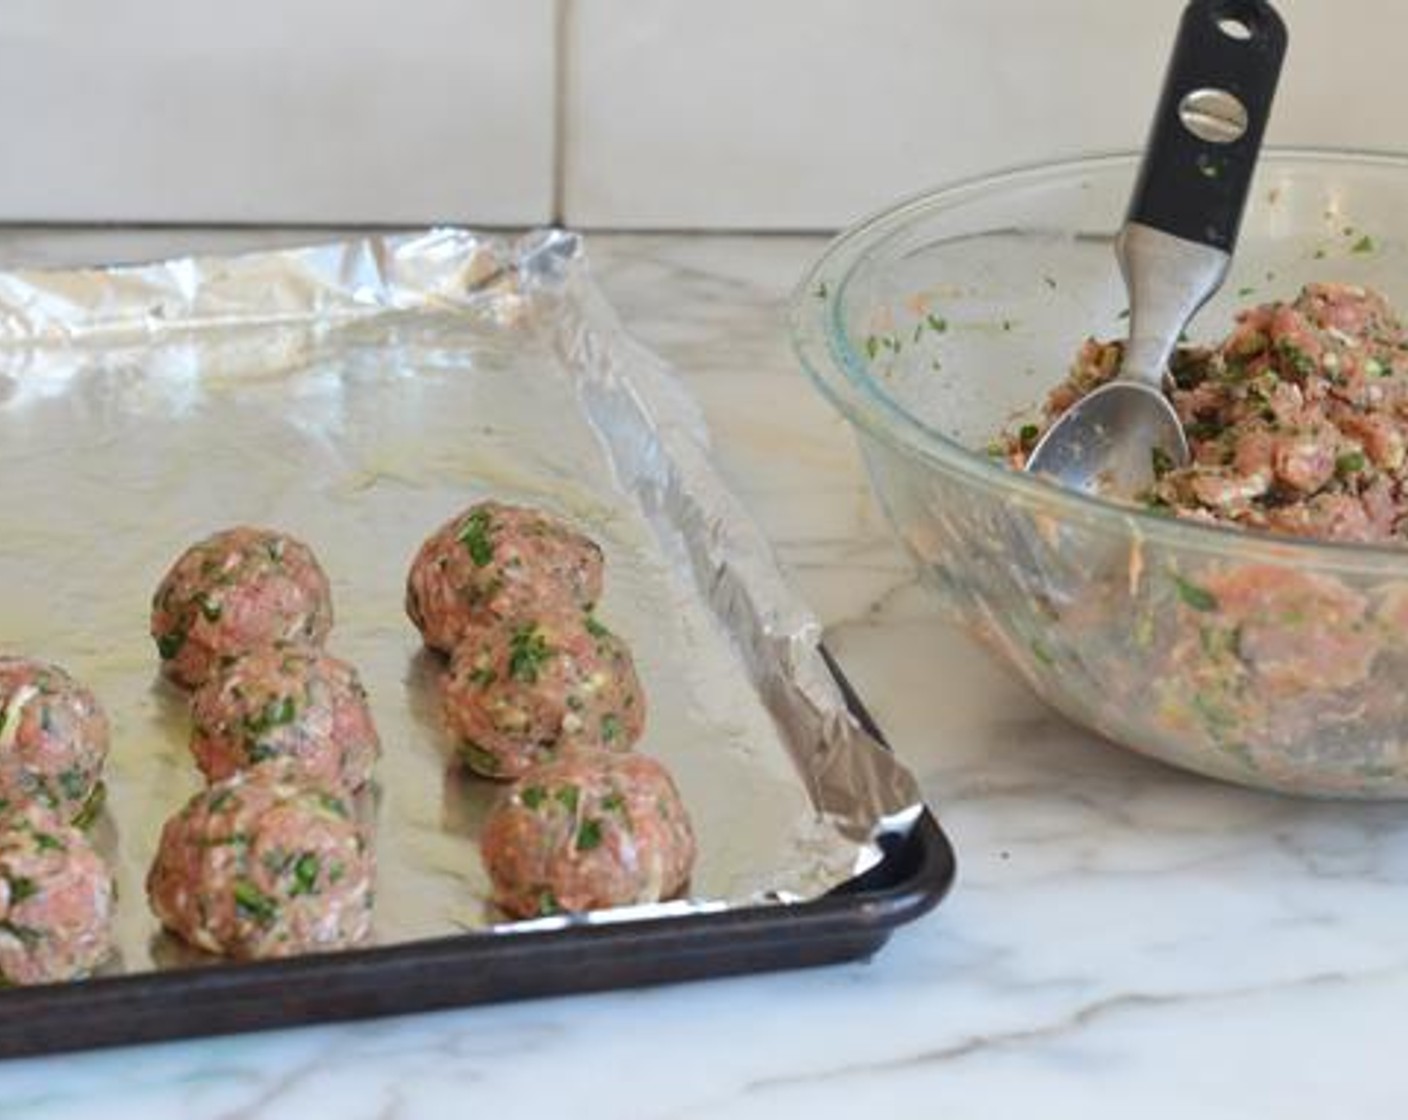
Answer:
551;0;572;226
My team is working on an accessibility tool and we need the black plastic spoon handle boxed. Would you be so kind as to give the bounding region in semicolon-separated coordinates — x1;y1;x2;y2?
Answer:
1127;0;1287;251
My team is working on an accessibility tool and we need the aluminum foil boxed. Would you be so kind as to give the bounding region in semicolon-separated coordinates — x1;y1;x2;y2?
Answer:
0;228;925;974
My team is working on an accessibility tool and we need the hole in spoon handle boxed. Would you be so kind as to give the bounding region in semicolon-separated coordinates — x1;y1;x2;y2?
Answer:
1126;0;1287;252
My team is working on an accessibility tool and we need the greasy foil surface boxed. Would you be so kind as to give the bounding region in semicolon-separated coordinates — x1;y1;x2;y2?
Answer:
0;228;924;974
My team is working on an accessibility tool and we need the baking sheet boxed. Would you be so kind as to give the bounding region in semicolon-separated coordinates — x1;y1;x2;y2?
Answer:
0;228;924;977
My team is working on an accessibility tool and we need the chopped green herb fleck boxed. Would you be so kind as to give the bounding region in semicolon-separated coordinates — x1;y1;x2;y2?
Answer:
1352;234;1375;254
290;853;320;897
233;880;279;925
600;713;622;743
1313;247;1327;260
31;831;65;853
1043;276;1057;290
1236;286;1257;298
1192;691;1237;738
1116;308;1130;320
198;595;223;622
925;313;948;334
507;624;553;684
459;740;501;775
601;792;627;817
315;792;350;819
554;785;580;814
247;695;297;735
864;335;880;361
576;818;604;852
536;889;560;916
6;877;37;905
456;509;495;567
0;921;41;947
1151;446;1175;478
57;767;87;802
207;788;236;814
1337;450;1367;476
156;630;186;661
1276;338;1317;377
1198;623;1240;660
1173;574;1219;612
72;781;105;830
1018;423;1041;446
813;281;829;300
583;614;610;640
1030;639;1056;667
201;831;251;850
466;665;498;688
246;741;279;764
520;785;548;810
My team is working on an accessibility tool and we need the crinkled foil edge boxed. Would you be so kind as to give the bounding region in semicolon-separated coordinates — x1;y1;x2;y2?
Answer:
515;231;925;857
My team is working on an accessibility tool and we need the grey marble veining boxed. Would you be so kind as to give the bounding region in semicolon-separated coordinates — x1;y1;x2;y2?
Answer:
0;230;1405;1118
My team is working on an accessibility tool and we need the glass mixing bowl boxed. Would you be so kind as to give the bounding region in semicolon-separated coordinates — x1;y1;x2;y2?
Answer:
792;150;1408;798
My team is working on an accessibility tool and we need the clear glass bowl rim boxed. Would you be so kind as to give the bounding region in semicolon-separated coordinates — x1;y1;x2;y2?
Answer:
790;147;1408;578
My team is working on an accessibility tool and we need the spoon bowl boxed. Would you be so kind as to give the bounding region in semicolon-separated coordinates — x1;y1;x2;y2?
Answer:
1026;380;1189;495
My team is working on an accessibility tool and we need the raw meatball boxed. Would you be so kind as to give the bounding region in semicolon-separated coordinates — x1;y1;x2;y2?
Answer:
147;768;373;960
151;526;334;690
0;802;115;984
405;501;604;654
441;605;645;780
189;644;380;792
0;656;109;824
481;749;695;918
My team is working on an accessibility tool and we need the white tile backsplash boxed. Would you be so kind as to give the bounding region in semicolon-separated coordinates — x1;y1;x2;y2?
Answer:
563;0;1408;230
0;0;556;224
0;1;1402;229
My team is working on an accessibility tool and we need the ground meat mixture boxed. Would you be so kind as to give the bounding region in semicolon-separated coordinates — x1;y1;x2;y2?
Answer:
0;656;109;824
1008;283;1408;542
985;283;1408;791
0;803;115;984
406;501;605;655
189;644;380;792
441;604;646;780
151;526;334;690
147;768;373;960
480;749;695;918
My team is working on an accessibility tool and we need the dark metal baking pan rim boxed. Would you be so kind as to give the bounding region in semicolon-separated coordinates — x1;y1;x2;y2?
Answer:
0;648;956;1060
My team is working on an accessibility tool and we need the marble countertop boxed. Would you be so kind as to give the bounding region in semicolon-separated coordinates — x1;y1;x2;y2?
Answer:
2;229;1406;1118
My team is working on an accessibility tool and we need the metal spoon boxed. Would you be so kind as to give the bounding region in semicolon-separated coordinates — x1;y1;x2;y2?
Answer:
1026;0;1287;497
